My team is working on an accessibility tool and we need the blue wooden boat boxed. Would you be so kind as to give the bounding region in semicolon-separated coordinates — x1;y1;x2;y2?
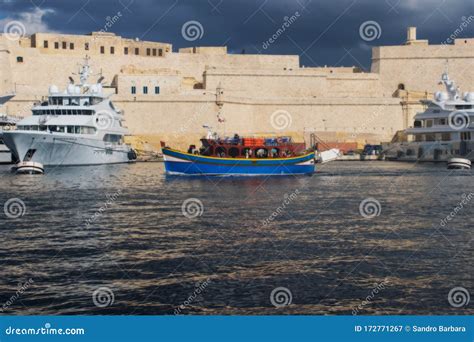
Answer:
161;134;316;176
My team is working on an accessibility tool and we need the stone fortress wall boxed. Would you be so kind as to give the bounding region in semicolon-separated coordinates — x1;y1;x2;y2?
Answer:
0;28;473;150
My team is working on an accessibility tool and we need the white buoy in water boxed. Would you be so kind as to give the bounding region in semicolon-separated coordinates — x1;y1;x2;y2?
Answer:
447;158;471;170
15;161;44;175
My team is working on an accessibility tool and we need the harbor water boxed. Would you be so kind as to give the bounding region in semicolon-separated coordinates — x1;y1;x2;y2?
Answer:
0;161;472;315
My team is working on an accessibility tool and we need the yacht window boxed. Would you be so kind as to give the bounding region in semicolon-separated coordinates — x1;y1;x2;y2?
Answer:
425;134;435;141
426;120;433;128
63;98;70;105
461;132;471;141
433;110;440;114
72;110;77;115
103;134;123;143
67;110;72;115
439;118;446;125
455;105;473;110
55;110;61;115
67;126;74;133
441;133;451;141
39;125;47;131
414;120;421;128
75;126;81;134
57;126;65;133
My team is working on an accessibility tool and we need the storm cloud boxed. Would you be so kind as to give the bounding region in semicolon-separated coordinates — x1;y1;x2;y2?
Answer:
0;0;473;69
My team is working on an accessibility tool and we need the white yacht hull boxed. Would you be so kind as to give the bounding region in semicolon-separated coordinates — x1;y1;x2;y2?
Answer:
3;131;133;166
383;141;474;162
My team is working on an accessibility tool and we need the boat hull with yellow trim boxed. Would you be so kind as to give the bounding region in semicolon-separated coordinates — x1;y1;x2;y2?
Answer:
162;148;316;175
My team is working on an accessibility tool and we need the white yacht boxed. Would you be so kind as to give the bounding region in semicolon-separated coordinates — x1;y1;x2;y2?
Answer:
3;57;137;166
384;72;474;162
0;95;19;164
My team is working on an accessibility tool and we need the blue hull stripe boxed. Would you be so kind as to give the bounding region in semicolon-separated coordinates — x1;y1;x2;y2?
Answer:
163;148;316;175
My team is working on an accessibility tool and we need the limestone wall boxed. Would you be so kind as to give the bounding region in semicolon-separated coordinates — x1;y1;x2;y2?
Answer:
1;29;473;152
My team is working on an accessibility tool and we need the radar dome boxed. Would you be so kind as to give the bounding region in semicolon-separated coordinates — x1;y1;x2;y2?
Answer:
435;91;448;102
67;84;75;94
463;92;474;102
49;85;59;94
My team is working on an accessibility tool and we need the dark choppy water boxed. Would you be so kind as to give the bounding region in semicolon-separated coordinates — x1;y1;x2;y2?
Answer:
0;161;472;315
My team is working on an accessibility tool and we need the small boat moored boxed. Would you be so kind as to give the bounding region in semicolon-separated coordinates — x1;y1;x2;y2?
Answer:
447;158;471;170
162;128;315;176
14;161;44;175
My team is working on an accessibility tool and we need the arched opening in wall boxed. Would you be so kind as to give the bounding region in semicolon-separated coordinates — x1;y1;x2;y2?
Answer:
16;56;23;63
398;83;405;90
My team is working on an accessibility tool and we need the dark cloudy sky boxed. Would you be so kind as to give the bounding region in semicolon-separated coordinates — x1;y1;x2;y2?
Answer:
1;0;473;69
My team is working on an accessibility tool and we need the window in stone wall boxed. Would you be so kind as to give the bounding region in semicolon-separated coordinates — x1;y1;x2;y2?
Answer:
152;48;157;56
155;86;160;94
62;41;67;49
135;48;139;55
158;49;163;57
131;86;136;94
100;46;105;54
146;48;151;56
110;46;115;54
55;42;59;49
124;47;128;55
44;40;48;48
85;43;89;50
143;86;148;94
17;56;23;63
70;43;74;50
